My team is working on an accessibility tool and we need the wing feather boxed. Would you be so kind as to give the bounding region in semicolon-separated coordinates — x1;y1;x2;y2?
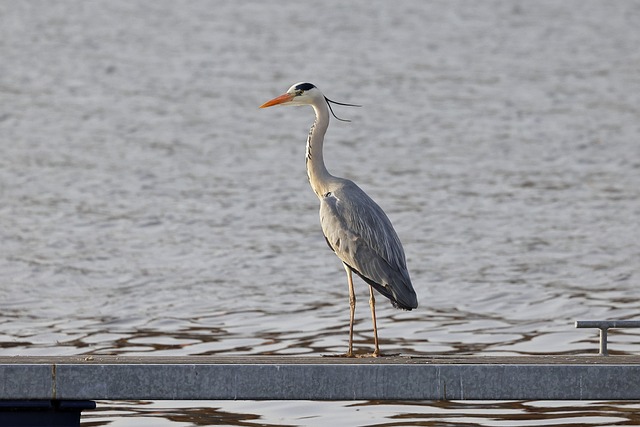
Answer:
319;180;418;310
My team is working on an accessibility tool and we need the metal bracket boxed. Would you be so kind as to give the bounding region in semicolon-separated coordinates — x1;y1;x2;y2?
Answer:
575;320;640;356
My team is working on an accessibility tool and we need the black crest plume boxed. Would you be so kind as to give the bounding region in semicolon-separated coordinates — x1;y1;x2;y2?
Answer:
324;97;361;122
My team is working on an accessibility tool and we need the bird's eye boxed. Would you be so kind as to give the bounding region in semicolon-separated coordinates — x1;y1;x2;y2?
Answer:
295;90;303;96
325;192;332;197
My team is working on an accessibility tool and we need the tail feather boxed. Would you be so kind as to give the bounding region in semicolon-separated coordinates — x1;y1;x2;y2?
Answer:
349;265;418;310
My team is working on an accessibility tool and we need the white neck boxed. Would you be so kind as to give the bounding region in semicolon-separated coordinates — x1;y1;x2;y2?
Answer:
305;101;335;197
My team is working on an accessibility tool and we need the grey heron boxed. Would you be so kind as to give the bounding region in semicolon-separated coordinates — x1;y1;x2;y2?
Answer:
260;82;418;357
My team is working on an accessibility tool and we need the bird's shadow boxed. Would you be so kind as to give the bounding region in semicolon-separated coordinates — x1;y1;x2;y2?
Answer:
321;352;401;358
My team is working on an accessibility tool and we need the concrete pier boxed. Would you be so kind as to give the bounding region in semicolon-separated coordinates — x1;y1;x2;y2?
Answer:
2;355;640;401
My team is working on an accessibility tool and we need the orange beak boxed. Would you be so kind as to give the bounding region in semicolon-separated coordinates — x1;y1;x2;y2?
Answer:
260;93;294;108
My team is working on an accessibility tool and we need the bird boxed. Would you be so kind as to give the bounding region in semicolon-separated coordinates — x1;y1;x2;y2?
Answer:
260;82;418;357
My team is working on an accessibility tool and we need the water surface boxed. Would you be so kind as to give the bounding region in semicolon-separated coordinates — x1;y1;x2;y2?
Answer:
1;1;639;425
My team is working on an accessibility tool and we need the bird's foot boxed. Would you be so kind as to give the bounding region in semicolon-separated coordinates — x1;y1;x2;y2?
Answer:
321;350;402;358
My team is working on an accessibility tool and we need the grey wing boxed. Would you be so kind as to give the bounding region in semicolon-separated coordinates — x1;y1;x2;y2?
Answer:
319;181;418;310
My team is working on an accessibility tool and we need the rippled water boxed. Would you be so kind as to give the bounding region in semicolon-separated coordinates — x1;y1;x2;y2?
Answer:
1;0;640;425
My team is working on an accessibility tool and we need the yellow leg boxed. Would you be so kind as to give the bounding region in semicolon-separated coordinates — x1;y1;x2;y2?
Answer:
343;263;356;357
369;286;380;357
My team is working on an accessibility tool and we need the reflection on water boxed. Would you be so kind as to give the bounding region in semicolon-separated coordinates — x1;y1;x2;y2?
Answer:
83;400;640;427
4;305;638;358
2;0;640;426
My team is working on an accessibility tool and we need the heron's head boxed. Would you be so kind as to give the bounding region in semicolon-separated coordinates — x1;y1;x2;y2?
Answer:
259;82;321;108
260;82;360;121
